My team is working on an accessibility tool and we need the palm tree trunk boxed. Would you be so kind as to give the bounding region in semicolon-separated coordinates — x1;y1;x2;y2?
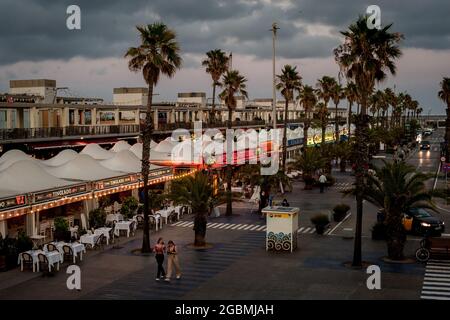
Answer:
446;107;450;160
211;83;216;123
303;120;309;149
335;102;339;143
282;99;289;172
321;124;326;145
385;209;406;260
352;98;369;267
226;107;233;216
193;212;207;246
348;102;352;140
141;82;154;253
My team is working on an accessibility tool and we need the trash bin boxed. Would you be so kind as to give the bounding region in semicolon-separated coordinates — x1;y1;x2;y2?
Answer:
262;206;299;252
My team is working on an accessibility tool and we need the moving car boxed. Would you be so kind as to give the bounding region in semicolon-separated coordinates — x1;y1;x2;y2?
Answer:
420;140;431;150
403;208;445;236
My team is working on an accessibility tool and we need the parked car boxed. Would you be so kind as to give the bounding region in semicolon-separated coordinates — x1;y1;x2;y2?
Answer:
420;141;431;150
403;208;445;236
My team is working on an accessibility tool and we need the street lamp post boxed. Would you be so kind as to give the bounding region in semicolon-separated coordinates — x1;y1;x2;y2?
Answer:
270;22;279;131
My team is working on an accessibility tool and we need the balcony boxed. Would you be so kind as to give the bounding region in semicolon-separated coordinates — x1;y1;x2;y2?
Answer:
0;125;140;143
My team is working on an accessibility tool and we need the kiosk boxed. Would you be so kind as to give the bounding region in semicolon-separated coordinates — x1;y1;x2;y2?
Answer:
262;206;299;252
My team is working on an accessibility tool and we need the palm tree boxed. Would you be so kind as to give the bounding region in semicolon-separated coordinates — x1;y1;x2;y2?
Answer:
315;102;329;145
125;23;182;253
344;82;358;139
276;65;302;172
293;148;325;189
384;88;396;127
202;49;230;123
316;76;337;141
334;16;403;267
330;82;343;142
360;161;435;260
219;70;248;216
438;77;450;159
169;172;226;246
298;85;317;148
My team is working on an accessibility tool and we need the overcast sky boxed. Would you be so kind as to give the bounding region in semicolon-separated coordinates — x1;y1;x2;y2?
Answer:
0;0;449;113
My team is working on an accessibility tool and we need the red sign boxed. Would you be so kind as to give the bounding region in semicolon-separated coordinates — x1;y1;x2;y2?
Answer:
443;163;450;172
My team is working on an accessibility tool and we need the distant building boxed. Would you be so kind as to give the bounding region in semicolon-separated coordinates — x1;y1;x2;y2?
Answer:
9;79;56;104
177;92;206;107
113;87;148;106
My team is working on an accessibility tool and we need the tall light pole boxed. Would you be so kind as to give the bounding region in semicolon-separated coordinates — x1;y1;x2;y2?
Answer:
270;22;279;130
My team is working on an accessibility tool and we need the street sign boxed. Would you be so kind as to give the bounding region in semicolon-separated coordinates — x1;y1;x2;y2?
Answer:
441;157;446;162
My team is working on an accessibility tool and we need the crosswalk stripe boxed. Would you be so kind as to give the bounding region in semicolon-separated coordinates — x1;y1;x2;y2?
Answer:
421;296;450;300
178;221;191;227
298;227;304;233
216;223;229;229
425;277;450;282
249;225;260;231
309;228;316;234
421;291;450;296
256;225;266;231
423;286;450;291
243;225;254;230
172;221;183;226
208;223;219;228
223;224;234;229
233;224;247;230
425;273;450;278
303;227;311;233
426;269;450;273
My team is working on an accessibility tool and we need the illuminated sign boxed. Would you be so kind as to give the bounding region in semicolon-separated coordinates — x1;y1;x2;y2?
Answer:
34;184;88;203
0;195;27;211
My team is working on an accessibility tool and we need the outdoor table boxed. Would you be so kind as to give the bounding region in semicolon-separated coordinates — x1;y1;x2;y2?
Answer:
80;233;100;248
261;206;299;253
53;241;86;263
18;250;62;272
94;227;112;245
135;214;162;231
155;207;178;224
106;213;124;224
30;235;45;249
69;226;79;238
114;221;133;237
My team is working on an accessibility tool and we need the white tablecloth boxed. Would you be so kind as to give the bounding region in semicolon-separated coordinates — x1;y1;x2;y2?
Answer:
18;250;62;272
106;213;123;224
80;234;100;248
52;242;86;263
156;207;180;224
114;221;134;237
94;227;111;245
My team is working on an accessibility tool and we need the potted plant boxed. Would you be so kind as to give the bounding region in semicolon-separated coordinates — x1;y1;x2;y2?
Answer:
311;213;330;235
120;197;139;220
53;217;71;242
89;208;106;229
332;204;350;222
371;222;387;240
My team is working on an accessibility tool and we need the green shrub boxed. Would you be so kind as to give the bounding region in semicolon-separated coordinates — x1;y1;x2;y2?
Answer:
333;204;350;215
89;208;106;229
311;213;330;226
54;217;69;233
120;197;139;219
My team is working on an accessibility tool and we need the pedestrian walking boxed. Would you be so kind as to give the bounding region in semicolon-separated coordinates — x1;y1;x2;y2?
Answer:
165;240;182;282
319;173;327;193
153;238;166;281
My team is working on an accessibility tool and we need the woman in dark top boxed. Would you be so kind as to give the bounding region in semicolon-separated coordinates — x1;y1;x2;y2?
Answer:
153;237;166;281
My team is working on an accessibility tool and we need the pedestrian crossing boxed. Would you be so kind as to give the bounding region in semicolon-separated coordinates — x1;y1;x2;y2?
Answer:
171;221;318;234
420;259;450;300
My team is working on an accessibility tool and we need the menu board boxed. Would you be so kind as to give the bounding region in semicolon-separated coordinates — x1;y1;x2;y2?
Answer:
0;195;27;211
34;184;88;203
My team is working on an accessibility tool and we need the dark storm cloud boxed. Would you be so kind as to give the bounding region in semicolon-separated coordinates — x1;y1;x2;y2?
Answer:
0;0;449;66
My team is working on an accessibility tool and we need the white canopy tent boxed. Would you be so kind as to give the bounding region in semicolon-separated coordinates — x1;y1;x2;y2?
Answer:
100;150;141;173
80;143;114;160
40;149;78;167
111;140;132;152
44;154;124;181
